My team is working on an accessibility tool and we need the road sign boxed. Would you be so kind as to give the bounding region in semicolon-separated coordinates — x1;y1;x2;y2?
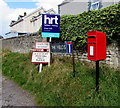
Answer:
31;51;50;63
42;14;60;38
66;41;72;53
35;42;50;49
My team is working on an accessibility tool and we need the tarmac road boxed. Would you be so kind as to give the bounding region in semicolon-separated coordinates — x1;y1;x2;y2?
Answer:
1;75;36;107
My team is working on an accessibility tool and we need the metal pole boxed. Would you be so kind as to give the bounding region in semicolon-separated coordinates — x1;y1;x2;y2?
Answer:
48;37;52;66
39;63;42;73
72;42;75;77
96;60;99;92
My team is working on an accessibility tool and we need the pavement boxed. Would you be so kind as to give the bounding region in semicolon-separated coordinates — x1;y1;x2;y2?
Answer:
1;75;36;107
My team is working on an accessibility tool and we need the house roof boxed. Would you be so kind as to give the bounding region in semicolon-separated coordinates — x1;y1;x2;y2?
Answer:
0;35;3;39
9;7;56;27
58;0;73;6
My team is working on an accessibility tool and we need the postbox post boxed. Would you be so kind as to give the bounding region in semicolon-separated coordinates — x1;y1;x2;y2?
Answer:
96;60;99;91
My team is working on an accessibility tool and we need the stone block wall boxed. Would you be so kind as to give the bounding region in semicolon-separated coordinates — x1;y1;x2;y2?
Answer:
2;35;120;68
106;43;120;68
52;42;120;68
2;35;46;53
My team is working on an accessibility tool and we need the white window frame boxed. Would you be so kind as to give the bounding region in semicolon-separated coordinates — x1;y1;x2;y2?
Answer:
90;1;100;10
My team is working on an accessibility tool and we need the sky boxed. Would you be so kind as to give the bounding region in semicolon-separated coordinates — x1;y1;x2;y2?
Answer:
0;0;63;38
0;0;118;38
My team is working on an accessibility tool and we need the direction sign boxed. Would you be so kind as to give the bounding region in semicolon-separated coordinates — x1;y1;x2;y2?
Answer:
35;42;50;49
42;14;60;38
31;51;50;63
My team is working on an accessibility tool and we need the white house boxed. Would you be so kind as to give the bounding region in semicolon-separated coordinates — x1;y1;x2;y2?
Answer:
58;0;119;15
7;7;56;38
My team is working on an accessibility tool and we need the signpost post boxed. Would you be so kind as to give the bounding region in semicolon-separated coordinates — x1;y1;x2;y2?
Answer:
32;42;50;72
72;42;75;77
42;14;60;66
66;41;75;76
32;14;60;71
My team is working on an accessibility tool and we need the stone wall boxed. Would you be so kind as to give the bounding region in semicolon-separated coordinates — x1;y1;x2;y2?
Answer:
2;35;46;53
106;43;120;68
2;35;120;68
52;42;120;68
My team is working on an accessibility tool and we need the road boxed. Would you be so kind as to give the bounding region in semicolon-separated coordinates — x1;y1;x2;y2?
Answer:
1;75;36;107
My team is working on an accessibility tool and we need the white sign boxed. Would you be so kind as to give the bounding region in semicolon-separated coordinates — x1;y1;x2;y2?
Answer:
31;51;50;63
90;46;94;56
35;42;50;49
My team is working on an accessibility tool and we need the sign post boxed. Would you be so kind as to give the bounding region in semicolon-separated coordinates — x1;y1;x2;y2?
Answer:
48;38;52;66
39;63;43;73
32;42;50;72
66;41;75;77
42;14;60;66
72;42;75;77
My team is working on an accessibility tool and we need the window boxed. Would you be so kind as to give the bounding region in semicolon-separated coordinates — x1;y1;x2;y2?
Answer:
38;12;41;15
33;22;35;26
90;1;100;10
58;6;60;14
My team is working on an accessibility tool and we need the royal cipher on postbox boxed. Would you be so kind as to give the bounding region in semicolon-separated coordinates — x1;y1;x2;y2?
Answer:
87;31;106;61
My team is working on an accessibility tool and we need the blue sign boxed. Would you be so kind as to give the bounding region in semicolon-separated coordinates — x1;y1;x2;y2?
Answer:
42;14;60;38
66;41;73;53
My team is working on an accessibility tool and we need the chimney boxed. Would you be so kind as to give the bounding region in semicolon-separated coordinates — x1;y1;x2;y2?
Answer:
24;12;27;16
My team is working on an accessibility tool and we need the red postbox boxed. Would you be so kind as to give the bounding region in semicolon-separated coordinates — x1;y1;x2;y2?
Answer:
87;31;106;61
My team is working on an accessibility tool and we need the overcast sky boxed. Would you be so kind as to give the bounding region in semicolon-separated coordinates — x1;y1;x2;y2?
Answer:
0;0;63;37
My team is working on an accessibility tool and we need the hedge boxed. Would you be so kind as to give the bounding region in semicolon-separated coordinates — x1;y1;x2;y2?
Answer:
39;4;120;49
60;3;120;48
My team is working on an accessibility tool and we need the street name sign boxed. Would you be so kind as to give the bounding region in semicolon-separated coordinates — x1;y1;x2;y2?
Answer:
51;42;66;53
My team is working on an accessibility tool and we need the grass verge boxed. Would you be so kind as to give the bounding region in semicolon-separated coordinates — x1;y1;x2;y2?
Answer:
2;50;119;106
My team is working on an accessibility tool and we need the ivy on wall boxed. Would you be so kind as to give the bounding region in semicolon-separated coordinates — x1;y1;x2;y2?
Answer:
60;3;120;48
39;4;120;49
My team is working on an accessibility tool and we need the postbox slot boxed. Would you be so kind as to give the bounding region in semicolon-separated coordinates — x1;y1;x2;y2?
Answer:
88;42;96;44
88;36;95;38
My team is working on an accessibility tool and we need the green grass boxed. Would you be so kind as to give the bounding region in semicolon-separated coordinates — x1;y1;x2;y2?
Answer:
2;50;119;106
